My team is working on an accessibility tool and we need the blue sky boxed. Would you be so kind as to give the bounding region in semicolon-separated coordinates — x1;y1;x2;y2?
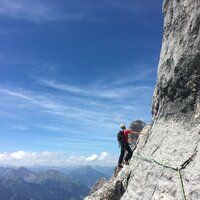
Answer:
0;0;163;166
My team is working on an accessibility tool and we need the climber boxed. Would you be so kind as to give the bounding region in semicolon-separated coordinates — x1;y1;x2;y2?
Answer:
117;124;142;168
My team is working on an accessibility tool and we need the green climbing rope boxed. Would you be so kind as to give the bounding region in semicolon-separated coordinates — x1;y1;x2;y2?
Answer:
138;155;187;200
153;159;178;171
178;169;186;200
139;155;178;171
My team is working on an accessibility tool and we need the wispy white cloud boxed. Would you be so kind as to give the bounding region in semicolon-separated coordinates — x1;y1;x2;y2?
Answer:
10;125;29;131
0;0;160;24
0;151;117;166
0;76;152;136
0;0;84;23
85;154;98;162
98;152;109;160
37;78;153;99
112;68;156;85
0;75;152;156
0;86;127;131
38;125;66;132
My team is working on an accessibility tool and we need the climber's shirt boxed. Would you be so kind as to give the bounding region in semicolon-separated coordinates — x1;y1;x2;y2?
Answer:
123;130;132;143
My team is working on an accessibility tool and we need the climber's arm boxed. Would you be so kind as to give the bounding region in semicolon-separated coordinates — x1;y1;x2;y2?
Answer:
127;130;142;136
131;130;141;135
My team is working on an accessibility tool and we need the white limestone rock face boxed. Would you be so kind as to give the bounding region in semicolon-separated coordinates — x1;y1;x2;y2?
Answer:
152;0;200;120
121;121;200;200
85;0;200;199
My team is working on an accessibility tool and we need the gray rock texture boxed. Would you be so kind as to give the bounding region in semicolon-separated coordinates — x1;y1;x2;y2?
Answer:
152;0;200;121
85;0;200;199
128;120;146;151
90;177;107;194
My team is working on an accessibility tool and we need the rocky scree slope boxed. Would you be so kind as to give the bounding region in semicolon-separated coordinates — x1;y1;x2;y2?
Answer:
85;0;200;199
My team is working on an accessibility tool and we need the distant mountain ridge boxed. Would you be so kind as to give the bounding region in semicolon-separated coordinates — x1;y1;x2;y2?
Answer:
67;165;109;188
0;165;113;200
0;167;89;200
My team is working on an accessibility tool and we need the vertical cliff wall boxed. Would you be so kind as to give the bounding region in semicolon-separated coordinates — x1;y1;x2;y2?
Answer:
85;0;200;199
152;0;200;121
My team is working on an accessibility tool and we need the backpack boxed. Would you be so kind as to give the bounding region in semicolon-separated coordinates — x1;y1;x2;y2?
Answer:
117;130;124;142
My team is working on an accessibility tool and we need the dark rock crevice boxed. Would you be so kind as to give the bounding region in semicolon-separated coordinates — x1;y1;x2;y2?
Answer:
179;148;198;170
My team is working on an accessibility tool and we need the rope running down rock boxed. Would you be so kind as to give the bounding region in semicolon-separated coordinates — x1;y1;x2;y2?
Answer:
138;155;186;200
